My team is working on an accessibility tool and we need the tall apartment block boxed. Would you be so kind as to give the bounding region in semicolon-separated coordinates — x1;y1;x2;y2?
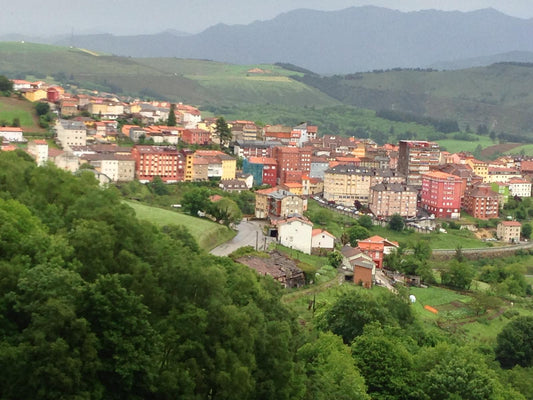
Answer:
398;140;441;187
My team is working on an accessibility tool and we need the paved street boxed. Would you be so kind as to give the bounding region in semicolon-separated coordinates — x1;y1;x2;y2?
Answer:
210;220;274;256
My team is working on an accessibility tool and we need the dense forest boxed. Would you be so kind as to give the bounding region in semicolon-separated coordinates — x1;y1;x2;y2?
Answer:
0;150;532;399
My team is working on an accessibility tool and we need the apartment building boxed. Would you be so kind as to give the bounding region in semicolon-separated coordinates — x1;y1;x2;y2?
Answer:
496;221;521;243
398;140;441;187
420;171;463;219
323;165;374;206
463;184;499;220
272;146;312;184
369;183;418;218
55;119;87;150
508;178;532;198
243;156;278;187
131;145;185;183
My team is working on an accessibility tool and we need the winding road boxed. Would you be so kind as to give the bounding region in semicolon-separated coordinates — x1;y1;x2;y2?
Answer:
210;220;275;256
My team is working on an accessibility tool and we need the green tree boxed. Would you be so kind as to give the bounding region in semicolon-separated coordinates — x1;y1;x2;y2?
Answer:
328;251;344;268
299;332;369;400
167;103;177;126
358;214;373;229
0;75;13;92
440;260;475;290
416;343;517;400
388;213;404;231
216;117;232;147
352;324;414;400
496;316;533;368
35;101;51;116
317;290;412;344
81;275;159;399
522;223;532;239
210;197;242;226
148;176;169;196
347;225;370;246
181;187;211;216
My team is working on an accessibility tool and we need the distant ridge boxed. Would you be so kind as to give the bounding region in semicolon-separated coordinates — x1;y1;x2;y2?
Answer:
47;6;533;74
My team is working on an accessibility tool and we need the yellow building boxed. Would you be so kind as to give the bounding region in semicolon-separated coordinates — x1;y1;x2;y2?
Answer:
221;156;236;180
465;158;489;182
323;165;373;206
22;89;47;102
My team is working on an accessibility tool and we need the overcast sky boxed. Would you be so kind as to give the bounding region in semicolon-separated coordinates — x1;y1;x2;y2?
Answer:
2;0;533;36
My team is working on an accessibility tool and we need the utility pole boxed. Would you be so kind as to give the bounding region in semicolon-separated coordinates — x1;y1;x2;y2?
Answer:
255;231;259;251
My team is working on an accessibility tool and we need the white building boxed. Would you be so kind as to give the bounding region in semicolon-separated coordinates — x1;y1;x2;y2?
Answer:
311;229;336;251
0;127;24;142
276;217;313;255
27;140;49;166
508;178;532;198
55;120;87;150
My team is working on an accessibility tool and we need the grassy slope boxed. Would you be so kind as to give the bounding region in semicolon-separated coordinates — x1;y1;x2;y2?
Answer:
0;42;338;107
124;200;235;250
0;96;46;134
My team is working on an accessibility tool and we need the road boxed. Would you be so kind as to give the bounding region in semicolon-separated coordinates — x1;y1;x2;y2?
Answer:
210;220;274;256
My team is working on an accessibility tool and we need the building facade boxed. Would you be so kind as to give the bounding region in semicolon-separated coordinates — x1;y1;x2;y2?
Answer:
398;140;441;187
496;221;521;243
463;184;499;220
420;171;463;219
369;183;418;218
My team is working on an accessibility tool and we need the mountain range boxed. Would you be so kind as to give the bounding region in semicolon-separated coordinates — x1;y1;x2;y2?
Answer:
30;6;533;74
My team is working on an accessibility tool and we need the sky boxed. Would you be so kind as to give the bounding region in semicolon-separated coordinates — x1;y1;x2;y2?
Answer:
2;0;533;36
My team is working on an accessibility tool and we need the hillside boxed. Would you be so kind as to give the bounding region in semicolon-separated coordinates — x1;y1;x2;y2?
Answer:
0;96;47;134
0;42;338;108
296;63;533;137
2;42;533;140
51;6;533;74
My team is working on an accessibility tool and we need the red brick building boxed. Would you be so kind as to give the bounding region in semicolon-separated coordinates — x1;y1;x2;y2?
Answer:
272;146;312;184
131;145;185;182
463;184;499;220
247;156;278;187
181;128;210;145
421;171;463;219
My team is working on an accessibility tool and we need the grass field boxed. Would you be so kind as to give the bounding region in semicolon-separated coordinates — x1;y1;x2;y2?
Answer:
124;200;235;250
0;96;46;133
504;144;533;156
436;135;494;153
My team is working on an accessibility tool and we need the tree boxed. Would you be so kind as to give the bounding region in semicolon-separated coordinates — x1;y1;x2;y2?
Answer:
0;75;13;92
351;324;414;400
328;251;343;268
299;332;369;400
216;117;232;147
167;103;177;126
416;343;516;400
181;187;211;216
347;225;370;246
317;290;413;344
496;316;533;368
522;223;532;239
388;213;404;231
358;214;373;229
11;117;20;127
210;197;242;226
440;260;475;290
148;176;169;196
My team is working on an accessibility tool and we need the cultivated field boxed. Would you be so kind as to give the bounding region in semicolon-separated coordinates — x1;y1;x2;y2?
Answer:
125;200;235;250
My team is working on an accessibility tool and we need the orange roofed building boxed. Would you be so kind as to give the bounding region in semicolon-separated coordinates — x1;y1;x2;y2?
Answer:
357;235;399;269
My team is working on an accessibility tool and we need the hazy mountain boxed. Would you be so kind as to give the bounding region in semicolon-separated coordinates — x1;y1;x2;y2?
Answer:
50;6;533;74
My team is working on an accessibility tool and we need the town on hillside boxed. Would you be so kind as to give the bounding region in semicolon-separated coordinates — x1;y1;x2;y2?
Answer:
2;78;532;286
